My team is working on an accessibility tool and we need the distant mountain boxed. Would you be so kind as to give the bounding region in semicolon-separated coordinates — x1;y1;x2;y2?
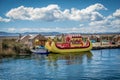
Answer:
0;32;19;36
0;31;119;37
0;31;61;36
22;32;61;36
40;32;61;35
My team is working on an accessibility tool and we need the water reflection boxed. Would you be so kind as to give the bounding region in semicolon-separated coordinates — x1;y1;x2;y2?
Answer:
92;49;116;61
100;49;111;58
0;49;120;80
32;51;93;66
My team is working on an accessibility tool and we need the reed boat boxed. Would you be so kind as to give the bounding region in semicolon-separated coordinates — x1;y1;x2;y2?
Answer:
31;46;48;54
45;34;92;53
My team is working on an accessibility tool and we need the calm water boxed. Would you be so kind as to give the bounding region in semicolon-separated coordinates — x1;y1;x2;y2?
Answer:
0;48;120;80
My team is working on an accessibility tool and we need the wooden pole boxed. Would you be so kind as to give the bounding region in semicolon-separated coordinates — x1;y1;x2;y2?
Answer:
100;35;102;46
0;39;2;53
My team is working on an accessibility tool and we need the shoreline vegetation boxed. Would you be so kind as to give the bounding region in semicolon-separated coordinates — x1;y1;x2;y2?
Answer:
0;39;31;58
0;33;120;58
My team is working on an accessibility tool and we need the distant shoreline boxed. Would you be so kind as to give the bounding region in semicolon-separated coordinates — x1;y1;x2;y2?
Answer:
0;31;120;37
92;45;120;50
0;33;120;58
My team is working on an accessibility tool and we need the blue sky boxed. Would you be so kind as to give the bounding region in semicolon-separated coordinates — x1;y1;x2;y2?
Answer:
0;0;120;33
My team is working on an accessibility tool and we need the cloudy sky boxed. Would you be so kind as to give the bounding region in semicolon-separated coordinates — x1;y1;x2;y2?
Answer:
0;0;120;33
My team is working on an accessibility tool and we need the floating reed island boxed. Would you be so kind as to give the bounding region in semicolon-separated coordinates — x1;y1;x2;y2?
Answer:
0;38;31;58
90;34;120;49
92;43;120;50
0;33;120;57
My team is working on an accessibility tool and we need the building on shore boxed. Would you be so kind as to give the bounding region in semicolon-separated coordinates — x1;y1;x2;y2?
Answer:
18;34;47;48
89;35;100;43
17;33;120;48
113;35;120;45
18;35;31;44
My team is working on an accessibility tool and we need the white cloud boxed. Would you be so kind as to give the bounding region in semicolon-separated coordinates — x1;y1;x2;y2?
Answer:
88;9;120;33
63;3;106;21
89;19;110;26
0;16;10;22
91;12;104;21
0;3;119;33
113;9;120;18
5;3;106;22
79;24;84;27
8;28;16;32
6;4;61;21
19;28;32;32
4;26;119;33
84;3;107;12
88;19;120;33
110;19;120;29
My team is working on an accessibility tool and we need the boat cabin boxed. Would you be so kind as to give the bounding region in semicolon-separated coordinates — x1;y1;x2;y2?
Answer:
56;34;89;49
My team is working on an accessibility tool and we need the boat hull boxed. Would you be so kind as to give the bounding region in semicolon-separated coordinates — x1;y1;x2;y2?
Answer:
31;49;48;54
45;42;52;52
45;41;92;53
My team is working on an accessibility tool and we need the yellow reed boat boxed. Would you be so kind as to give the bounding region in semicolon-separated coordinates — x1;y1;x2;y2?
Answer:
45;34;92;53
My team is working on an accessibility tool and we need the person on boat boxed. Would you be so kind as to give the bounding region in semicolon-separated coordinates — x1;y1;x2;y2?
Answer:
65;36;71;48
48;37;52;41
79;38;84;47
66;36;70;43
61;34;65;43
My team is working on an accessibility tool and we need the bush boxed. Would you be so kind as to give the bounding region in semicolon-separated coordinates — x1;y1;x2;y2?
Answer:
13;44;21;53
0;39;32;57
2;42;9;50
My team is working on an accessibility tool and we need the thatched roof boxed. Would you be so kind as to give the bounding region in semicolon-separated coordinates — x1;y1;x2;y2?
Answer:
113;35;120;38
29;34;46;40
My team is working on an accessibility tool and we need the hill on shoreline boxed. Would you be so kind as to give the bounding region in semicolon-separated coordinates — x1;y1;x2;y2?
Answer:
0;31;119;37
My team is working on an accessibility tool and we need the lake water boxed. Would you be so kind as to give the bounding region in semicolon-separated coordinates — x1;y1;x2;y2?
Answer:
0;48;120;80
